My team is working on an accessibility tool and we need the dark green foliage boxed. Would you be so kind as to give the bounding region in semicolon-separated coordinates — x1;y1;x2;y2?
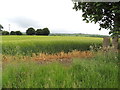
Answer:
36;29;43;35
10;31;16;35
16;31;23;35
36;28;50;36
1;31;23;35
73;2;120;36
43;28;50;36
26;27;35;35
26;27;50;36
2;31;9;35
0;24;3;31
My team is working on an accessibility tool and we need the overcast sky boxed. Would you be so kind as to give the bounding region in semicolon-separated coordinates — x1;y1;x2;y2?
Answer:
0;0;110;35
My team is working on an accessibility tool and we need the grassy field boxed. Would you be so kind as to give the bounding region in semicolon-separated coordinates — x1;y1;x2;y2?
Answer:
1;35;119;88
2;35;102;55
2;52;119;88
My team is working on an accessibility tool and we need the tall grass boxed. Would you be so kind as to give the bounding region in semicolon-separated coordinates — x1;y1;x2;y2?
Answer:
2;35;119;88
2;36;102;55
2;52;119;88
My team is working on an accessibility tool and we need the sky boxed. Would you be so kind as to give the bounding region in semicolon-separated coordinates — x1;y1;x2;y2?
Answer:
0;0;110;35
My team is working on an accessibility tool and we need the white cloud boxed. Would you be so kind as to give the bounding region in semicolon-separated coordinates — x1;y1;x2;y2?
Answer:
0;0;110;35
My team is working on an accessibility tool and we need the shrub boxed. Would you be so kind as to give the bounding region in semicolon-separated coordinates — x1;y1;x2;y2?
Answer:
2;31;9;35
35;28;50;36
36;29;43;35
43;28;50;36
26;27;35;35
10;31;16;35
16;31;23;35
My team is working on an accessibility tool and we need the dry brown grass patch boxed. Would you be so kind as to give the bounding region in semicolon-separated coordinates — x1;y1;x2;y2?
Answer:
2;50;94;64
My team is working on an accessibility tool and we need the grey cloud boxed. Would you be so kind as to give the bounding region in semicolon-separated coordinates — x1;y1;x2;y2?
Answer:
8;17;40;28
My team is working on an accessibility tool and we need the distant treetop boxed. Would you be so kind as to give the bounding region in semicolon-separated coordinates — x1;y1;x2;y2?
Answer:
26;27;36;35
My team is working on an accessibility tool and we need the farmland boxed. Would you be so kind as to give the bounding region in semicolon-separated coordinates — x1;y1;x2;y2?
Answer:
2;35;102;55
1;35;119;88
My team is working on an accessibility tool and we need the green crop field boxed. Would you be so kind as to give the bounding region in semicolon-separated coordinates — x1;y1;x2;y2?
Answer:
1;35;102;55
1;35;119;88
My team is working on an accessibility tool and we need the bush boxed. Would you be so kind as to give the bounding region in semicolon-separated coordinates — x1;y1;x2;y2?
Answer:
35;28;50;36
43;28;50;36
10;31;16;35
36;29;43;35
2;31;9;35
16;31;22;35
26;27;35;35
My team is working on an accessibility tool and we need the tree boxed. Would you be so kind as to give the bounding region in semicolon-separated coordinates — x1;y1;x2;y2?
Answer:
0;24;3;31
72;1;120;36
16;31;23;35
26;27;35;35
43;28;50;36
2;31;9;35
36;29;43;35
10;31;16;35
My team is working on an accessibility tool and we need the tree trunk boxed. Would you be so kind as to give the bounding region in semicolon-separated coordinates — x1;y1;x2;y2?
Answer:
112;13;119;50
103;37;110;49
112;36;119;50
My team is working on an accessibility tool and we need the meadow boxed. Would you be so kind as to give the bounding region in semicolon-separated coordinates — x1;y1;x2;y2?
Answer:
2;52;119;88
1;35;119;88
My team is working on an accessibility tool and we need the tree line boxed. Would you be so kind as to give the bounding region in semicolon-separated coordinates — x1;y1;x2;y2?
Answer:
26;27;50;35
0;26;50;36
